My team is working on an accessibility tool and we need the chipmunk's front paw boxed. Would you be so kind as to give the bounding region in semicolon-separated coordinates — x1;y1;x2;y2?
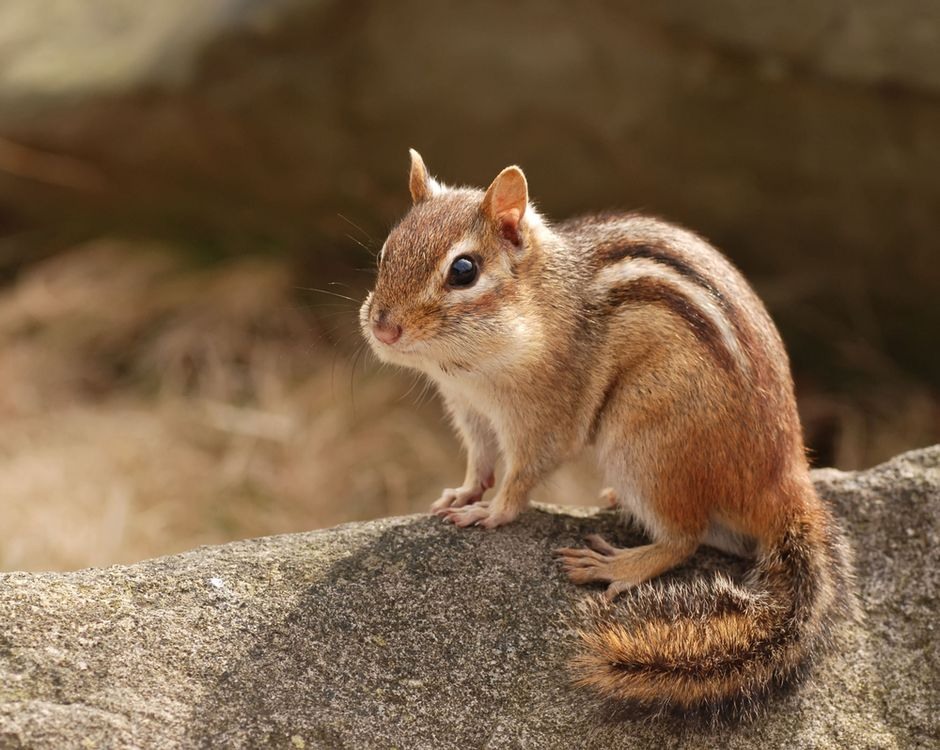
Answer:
430;485;485;515
430;471;494;515
442;501;518;529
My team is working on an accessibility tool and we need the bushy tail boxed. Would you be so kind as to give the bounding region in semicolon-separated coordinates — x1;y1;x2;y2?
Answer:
571;509;853;721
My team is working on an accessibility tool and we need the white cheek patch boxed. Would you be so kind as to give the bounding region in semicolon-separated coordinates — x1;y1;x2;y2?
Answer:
507;310;544;366
359;291;373;326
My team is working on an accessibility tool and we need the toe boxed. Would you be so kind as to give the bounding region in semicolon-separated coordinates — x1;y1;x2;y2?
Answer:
450;489;480;510
452;511;477;527
478;513;506;529
565;566;606;585
430;490;457;514
604;580;635;600
585;534;619;555
556;546;607;562
445;504;485;527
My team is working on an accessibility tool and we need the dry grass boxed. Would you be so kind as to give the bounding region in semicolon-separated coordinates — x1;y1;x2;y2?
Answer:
0;239;597;571
0;240;934;571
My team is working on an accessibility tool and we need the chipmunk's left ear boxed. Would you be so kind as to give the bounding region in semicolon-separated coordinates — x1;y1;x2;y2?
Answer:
482;166;527;246
409;148;441;204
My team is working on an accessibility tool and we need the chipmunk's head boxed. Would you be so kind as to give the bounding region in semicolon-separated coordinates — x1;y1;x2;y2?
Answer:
360;149;545;375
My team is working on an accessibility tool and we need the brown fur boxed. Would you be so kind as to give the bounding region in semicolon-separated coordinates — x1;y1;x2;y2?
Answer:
606;277;737;371
571;506;853;721
361;153;854;722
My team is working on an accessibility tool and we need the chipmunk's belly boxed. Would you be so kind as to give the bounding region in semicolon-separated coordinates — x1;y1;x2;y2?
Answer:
595;442;669;541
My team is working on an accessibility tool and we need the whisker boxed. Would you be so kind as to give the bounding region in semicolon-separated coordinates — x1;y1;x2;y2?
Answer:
330;336;341;403
344;233;372;253
398;372;424;404
414;377;436;408
337;212;374;244
297;287;361;304
349;340;370;415
300;303;357;313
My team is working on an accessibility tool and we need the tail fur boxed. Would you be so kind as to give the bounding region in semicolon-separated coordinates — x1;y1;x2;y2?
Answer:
571;508;853;721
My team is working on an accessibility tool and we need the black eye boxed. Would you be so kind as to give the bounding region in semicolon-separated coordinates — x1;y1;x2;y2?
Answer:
447;256;478;287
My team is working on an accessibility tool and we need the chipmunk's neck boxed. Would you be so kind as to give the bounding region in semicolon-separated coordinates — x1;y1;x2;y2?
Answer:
527;214;597;313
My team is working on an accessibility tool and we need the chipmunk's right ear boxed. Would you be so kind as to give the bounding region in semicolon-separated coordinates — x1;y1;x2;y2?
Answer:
408;149;440;204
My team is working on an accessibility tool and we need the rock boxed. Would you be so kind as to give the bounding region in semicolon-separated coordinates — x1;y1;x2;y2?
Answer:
1;446;938;749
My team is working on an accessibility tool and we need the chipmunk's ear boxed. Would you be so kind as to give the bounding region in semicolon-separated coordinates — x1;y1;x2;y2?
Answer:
408;148;439;204
482;166;527;246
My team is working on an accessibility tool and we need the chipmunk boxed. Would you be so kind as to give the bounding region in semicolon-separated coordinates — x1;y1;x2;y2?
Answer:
360;150;852;719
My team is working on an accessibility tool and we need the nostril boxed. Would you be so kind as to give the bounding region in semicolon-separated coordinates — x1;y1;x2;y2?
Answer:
372;322;402;345
371;309;403;345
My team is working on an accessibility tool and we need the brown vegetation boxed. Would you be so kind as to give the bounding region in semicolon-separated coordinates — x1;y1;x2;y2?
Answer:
0;241;934;571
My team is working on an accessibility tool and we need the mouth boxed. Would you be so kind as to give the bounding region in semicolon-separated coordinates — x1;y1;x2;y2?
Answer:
375;338;408;353
366;330;422;357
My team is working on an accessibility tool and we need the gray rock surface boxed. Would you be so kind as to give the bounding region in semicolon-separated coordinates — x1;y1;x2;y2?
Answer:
1;446;938;749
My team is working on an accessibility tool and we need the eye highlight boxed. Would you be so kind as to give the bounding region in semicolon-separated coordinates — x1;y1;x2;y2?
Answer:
447;255;478;288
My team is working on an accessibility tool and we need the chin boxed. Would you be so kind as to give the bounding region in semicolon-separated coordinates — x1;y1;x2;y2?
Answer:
366;338;419;369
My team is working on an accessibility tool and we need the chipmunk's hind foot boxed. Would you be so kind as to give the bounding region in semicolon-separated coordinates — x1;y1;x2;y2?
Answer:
555;536;696;600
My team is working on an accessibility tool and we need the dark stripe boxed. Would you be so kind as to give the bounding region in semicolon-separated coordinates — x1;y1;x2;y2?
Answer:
588;374;621;441
767;521;819;629
599;240;763;377
606;278;735;370
598;241;731;313
607;522;825;682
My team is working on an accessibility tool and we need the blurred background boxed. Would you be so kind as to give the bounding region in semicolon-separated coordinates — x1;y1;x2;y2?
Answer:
1;1;937;572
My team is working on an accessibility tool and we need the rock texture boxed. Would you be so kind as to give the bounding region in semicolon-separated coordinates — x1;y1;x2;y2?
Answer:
1;446;938;749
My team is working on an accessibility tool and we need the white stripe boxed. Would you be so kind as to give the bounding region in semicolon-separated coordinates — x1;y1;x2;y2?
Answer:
595;257;747;370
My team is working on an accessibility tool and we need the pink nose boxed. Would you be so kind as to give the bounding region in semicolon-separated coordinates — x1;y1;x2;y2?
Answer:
372;310;402;345
373;322;402;345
